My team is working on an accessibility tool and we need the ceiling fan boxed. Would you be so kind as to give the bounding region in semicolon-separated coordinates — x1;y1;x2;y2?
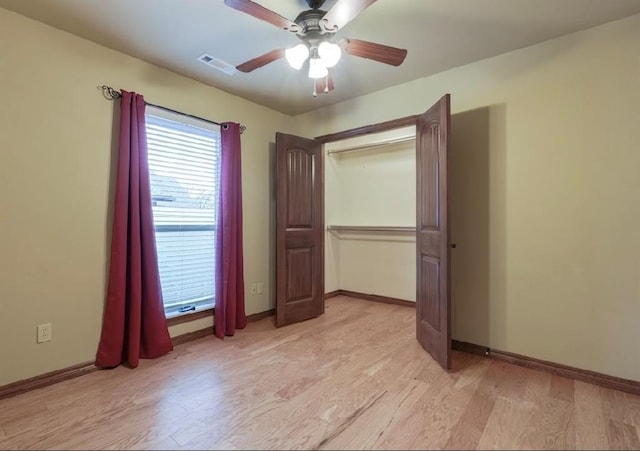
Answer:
224;0;408;96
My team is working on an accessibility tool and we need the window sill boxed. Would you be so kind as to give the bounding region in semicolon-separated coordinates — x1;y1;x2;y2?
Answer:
166;307;214;327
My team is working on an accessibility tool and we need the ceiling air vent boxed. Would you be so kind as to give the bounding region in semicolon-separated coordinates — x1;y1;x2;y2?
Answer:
197;53;237;75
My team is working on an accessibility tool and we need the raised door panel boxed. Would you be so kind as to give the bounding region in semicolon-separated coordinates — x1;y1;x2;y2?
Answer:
286;149;314;228
286;246;313;303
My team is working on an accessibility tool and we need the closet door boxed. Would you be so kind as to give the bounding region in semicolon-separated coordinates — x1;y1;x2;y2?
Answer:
416;94;452;370
275;132;324;326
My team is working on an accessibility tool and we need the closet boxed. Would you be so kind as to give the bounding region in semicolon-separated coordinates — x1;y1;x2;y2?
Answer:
324;126;417;303
275;94;452;369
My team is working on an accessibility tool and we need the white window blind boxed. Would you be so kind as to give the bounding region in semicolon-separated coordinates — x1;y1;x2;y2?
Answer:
145;106;221;316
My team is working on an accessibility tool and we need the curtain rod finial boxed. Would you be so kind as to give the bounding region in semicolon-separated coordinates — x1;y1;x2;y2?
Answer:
222;123;246;134
101;85;121;100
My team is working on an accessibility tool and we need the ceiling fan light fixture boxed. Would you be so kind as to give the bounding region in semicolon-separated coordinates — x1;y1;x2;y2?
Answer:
308;58;328;79
318;41;342;68
285;44;309;70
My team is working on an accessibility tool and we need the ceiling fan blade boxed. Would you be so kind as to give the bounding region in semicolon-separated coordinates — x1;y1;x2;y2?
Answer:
236;48;285;73
224;0;299;32
317;71;334;94
321;0;377;31
341;38;407;66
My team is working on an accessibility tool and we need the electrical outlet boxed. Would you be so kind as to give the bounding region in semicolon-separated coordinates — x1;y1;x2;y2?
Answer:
37;323;52;343
250;283;257;295
257;283;264;295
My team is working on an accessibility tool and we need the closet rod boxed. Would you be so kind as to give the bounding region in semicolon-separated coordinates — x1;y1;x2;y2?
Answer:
327;225;416;233
327;135;415;155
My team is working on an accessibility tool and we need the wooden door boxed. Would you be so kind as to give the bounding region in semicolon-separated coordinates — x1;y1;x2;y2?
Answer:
276;132;324;327
416;94;452;370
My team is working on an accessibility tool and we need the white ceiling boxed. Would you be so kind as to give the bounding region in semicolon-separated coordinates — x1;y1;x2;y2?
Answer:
2;0;640;115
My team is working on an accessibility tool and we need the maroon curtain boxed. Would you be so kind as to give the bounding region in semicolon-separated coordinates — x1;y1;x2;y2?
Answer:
215;122;247;338
96;90;173;368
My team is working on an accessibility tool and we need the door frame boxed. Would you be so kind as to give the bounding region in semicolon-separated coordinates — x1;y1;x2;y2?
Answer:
315;115;421;143
314;105;452;369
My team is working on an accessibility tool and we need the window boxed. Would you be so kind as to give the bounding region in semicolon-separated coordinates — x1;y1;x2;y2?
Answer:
145;106;220;317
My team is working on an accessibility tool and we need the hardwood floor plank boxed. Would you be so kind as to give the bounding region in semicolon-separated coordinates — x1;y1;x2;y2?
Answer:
624;392;640;427
0;296;639;450
443;359;501;450
315;390;388;449
476;395;538;449
522;369;552;404
517;373;576;449
491;360;531;400
527;397;576;450
180;438;240;451
252;367;390;441
223;402;331;450
376;353;488;450
575;381;609;450
317;379;431;450
106;432;182;450
606;418;640;450
601;385;640;427
1;394;138;443
170;393;286;449
550;374;576;403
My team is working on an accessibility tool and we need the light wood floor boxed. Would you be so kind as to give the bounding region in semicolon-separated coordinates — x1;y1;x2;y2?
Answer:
1;296;639;450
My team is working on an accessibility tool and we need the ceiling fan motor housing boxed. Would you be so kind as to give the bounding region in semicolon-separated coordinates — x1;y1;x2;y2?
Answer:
294;9;336;48
305;0;327;9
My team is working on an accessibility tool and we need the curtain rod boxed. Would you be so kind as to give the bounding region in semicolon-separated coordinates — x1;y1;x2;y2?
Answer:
100;85;246;134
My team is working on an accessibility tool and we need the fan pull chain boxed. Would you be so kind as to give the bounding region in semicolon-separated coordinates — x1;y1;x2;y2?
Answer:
324;74;329;93
313;79;318;97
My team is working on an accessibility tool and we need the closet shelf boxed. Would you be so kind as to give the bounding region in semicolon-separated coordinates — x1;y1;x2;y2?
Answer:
327;135;415;155
327;225;416;233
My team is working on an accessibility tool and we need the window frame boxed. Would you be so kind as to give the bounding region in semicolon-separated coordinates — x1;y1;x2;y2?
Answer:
145;105;221;320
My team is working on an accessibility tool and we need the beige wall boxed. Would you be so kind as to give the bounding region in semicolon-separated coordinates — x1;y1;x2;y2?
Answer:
0;8;291;386
298;14;640;381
